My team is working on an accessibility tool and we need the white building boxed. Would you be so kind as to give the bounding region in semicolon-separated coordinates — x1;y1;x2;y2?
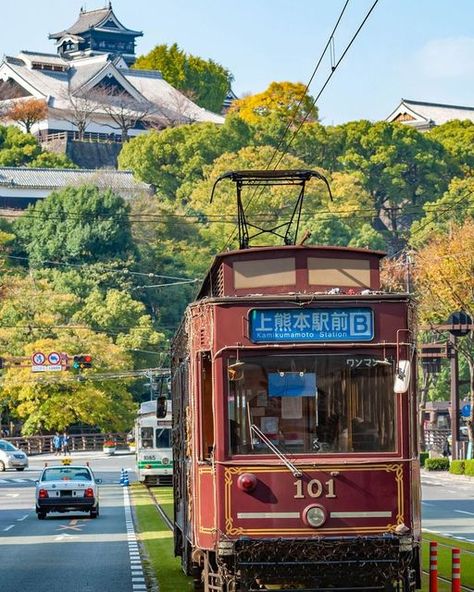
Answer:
0;4;223;142
386;98;474;131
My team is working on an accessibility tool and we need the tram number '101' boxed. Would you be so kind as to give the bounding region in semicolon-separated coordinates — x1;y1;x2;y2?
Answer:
293;478;336;499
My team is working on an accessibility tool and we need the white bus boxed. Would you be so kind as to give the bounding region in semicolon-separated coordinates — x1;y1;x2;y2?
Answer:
135;399;173;485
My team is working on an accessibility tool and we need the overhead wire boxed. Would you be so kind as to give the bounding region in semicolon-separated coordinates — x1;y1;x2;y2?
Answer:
219;0;380;251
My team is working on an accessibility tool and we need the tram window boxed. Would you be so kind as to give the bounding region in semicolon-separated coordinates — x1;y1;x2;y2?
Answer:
227;354;396;455
200;352;214;460
141;427;154;449
156;428;171;448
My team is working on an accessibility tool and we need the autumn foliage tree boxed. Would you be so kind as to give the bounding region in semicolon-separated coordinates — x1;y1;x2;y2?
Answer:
5;99;47;133
413;220;474;441
229;81;318;125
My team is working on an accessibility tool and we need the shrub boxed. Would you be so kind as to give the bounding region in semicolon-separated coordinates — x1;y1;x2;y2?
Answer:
425;458;450;471
419;452;429;467
465;459;474;477
449;460;465;475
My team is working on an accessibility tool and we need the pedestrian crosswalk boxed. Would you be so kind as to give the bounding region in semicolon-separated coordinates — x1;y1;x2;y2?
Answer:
0;478;36;484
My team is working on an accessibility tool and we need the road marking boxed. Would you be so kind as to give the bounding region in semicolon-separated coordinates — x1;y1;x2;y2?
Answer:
17;514;29;521
454;509;474;516
6;493;19;498
3;525;14;531
56;519;82;532
54;533;73;541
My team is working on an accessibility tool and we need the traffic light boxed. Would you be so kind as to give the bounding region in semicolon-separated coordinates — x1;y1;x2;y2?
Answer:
72;354;93;370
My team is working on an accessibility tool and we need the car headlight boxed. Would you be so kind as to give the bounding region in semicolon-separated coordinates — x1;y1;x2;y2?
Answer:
303;504;327;528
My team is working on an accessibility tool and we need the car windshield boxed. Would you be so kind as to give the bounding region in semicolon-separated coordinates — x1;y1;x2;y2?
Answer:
227;353;396;455
0;440;17;452
41;467;92;481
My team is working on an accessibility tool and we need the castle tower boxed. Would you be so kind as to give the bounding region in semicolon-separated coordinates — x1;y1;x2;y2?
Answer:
49;2;143;66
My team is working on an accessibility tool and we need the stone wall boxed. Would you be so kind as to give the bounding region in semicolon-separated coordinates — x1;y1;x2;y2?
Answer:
41;137;123;169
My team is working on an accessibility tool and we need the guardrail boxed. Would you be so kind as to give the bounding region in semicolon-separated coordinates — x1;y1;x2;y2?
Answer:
39;131;123;144
5;433;128;455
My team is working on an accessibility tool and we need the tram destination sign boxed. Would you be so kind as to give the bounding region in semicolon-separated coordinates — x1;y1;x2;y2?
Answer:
249;307;374;343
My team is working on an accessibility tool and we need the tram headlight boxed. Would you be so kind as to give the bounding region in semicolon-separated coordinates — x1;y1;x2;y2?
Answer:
161;457;170;465
237;472;258;493
303;504;327;528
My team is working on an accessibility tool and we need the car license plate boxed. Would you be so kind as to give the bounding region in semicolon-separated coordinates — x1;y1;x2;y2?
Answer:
60;490;72;497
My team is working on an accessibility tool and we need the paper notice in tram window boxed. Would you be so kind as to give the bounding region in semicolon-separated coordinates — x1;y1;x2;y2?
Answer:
261;416;279;434
282;396;303;419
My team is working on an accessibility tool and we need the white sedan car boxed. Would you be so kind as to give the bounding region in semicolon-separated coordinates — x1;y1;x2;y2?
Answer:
35;464;100;519
0;439;28;471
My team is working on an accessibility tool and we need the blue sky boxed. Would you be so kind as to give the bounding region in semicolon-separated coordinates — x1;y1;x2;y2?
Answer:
2;0;474;124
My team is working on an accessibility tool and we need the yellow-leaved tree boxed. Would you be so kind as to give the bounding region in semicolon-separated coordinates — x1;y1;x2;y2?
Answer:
413;219;474;442
228;81;317;125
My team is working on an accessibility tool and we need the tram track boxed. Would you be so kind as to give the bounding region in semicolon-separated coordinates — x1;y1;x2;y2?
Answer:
144;486;474;591
145;484;174;531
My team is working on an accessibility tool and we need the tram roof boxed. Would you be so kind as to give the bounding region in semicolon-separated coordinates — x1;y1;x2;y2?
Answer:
196;244;386;300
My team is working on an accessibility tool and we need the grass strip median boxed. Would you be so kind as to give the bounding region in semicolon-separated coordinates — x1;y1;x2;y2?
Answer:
422;531;474;590
130;483;193;592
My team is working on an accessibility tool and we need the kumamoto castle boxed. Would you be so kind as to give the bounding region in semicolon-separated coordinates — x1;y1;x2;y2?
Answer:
0;2;473;208
0;3;223;170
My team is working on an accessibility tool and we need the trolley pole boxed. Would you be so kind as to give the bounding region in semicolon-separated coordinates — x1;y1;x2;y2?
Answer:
451;548;461;592
429;541;438;592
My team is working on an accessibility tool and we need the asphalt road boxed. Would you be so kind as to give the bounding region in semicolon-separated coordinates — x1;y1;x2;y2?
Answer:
0;451;145;592
421;470;474;543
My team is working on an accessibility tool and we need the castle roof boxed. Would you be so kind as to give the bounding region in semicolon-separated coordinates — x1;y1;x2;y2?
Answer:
49;4;142;40
0;52;225;125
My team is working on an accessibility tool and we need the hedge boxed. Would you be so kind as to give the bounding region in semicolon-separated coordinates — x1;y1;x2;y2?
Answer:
465;459;474;476
425;458;450;471
449;460;465;475
419;452;429;467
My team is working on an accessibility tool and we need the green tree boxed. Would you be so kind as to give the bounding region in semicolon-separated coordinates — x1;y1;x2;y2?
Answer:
134;43;231;113
229;81;318;125
14;185;135;264
187;146;374;252
30;151;77;169
118;116;252;200
337;121;453;252
0;125;76;168
73;288;165;354
1;333;136;435
428;119;474;175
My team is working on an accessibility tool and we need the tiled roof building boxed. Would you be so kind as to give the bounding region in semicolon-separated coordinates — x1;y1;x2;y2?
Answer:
0;166;151;210
386;98;474;131
0;3;224;149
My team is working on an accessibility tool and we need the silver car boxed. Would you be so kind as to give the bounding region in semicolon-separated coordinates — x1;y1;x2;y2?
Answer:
0;439;29;472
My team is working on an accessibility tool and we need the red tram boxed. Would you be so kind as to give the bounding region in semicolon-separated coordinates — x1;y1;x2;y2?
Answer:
171;171;421;592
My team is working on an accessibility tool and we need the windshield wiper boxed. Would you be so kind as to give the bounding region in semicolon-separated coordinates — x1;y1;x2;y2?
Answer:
249;423;302;478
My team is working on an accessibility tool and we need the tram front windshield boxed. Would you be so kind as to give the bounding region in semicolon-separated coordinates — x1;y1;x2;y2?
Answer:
140;427;171;449
227;354;396;455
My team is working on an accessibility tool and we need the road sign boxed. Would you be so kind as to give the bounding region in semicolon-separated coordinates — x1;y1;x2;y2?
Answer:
32;351;64;372
32;352;46;365
461;404;471;418
48;352;60;365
